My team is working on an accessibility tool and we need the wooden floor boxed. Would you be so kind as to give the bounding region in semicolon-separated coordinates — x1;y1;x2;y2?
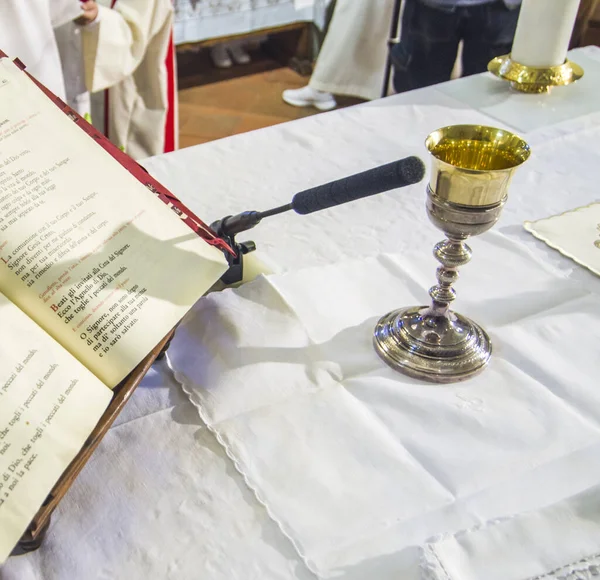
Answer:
177;46;362;148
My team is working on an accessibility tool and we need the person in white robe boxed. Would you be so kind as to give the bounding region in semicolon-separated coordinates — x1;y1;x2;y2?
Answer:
54;1;99;120
81;0;178;159
0;0;176;160
282;0;394;110
0;0;81;102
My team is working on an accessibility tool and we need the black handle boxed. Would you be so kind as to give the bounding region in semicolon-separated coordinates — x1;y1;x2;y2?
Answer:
291;156;425;215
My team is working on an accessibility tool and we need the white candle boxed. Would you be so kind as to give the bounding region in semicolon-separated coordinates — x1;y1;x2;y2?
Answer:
511;0;580;67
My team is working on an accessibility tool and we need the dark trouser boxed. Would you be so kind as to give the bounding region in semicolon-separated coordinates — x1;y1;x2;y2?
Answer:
391;0;520;93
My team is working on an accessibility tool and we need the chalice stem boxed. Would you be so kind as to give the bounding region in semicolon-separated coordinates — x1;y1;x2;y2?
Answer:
427;236;472;317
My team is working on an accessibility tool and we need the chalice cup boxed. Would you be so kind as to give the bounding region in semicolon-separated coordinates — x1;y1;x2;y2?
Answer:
373;125;531;383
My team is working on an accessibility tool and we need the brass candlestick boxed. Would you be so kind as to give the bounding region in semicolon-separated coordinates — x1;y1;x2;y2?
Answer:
488;54;584;94
373;125;531;383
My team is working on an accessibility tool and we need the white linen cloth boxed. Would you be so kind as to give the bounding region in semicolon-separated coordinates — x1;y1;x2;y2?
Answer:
1;365;314;580
439;47;600;133
144;49;600;280
525;202;600;278
167;233;600;578
3;46;600;579
421;483;600;580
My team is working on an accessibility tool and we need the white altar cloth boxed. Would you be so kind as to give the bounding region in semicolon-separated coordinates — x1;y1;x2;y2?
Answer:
2;47;600;580
421;482;600;580
439;47;600;133
168;237;600;577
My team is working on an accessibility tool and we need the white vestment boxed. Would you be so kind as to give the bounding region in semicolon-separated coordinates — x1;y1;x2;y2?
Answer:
82;0;177;159
0;0;80;101
309;0;394;101
54;18;93;118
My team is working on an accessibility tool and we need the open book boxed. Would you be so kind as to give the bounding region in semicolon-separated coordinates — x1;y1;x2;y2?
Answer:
0;57;228;561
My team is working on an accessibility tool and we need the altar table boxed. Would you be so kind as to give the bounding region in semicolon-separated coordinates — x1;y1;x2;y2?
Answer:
3;47;600;580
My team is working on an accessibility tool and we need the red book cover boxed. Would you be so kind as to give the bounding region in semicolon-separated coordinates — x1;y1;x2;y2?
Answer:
0;50;233;256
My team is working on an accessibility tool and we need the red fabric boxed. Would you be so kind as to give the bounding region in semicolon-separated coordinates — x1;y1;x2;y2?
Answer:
163;29;176;153
105;0;116;139
103;89;110;136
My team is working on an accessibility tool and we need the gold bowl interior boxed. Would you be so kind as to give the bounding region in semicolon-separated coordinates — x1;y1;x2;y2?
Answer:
426;125;530;172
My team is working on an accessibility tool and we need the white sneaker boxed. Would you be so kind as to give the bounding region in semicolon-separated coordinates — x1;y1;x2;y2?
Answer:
228;42;251;65
210;44;232;69
282;85;337;111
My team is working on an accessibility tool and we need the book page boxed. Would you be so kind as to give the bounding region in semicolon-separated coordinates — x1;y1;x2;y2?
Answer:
0;291;112;563
0;58;228;386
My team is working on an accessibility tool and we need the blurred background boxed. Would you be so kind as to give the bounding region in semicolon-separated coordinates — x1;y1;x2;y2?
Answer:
174;0;363;147
174;0;600;147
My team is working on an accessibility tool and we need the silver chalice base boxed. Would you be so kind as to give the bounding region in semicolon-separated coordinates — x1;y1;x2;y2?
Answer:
373;306;491;383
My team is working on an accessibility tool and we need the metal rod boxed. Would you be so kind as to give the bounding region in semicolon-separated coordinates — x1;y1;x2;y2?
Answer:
381;0;404;98
257;203;293;219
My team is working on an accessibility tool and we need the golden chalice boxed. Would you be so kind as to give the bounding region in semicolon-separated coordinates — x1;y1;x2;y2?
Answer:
374;125;531;383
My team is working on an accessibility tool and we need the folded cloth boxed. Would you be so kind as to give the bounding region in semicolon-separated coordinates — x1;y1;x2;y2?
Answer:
1;365;312;580
168;232;600;578
421;483;600;580
525;201;600;277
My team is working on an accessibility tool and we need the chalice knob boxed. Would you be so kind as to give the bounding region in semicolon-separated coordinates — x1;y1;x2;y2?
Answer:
374;125;531;383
